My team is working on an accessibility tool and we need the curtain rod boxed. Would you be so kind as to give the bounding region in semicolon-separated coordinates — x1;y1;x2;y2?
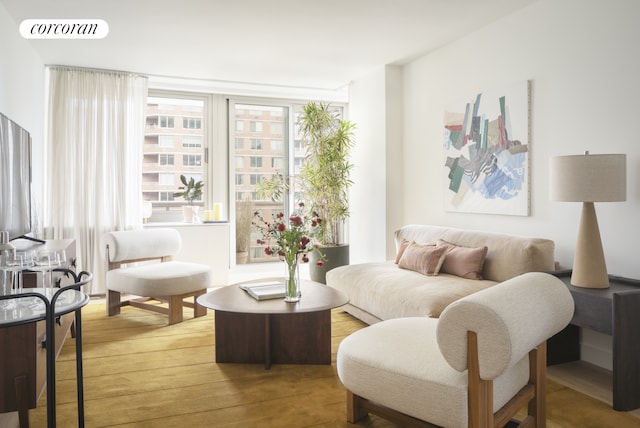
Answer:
45;64;148;79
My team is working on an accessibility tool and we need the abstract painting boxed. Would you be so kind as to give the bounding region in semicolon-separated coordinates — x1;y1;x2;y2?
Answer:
443;80;530;216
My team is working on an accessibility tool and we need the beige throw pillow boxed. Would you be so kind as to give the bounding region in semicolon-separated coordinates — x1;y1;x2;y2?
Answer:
398;242;447;276
436;239;488;280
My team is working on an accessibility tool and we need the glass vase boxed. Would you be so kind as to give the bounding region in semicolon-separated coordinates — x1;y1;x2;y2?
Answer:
284;259;301;302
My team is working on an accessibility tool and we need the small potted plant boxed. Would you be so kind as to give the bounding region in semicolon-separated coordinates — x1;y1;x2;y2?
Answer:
173;174;204;222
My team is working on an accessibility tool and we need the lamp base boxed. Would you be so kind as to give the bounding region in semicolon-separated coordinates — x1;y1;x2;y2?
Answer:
571;202;609;288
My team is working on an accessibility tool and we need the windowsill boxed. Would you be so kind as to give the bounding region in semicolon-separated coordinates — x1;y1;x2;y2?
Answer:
144;221;229;227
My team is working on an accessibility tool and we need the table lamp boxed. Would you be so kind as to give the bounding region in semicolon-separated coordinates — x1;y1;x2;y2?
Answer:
549;152;626;288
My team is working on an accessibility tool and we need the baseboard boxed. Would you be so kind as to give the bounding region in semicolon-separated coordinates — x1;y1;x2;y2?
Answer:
581;329;613;371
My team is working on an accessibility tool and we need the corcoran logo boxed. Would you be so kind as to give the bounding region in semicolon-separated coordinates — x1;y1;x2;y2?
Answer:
19;19;109;39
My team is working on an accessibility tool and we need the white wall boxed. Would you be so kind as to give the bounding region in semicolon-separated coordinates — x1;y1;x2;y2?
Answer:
349;0;640;370
401;0;640;280
348;67;388;263
0;3;46;226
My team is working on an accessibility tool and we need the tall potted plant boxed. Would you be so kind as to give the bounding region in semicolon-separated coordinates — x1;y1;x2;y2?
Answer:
174;174;204;223
299;102;355;283
256;102;355;283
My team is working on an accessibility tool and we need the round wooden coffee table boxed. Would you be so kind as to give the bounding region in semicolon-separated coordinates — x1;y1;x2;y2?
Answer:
197;279;349;369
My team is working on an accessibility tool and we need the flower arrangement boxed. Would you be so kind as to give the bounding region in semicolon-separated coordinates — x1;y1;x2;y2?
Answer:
253;202;324;301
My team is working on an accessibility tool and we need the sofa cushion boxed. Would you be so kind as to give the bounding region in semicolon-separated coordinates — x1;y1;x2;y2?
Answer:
437;239;488;280
326;261;497;320
398;242;447;276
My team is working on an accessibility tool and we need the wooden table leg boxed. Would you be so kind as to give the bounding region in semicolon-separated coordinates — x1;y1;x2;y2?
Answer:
14;375;29;428
264;314;271;370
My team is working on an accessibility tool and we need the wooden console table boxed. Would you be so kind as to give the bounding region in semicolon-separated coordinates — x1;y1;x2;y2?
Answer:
548;270;640;411
0;239;84;427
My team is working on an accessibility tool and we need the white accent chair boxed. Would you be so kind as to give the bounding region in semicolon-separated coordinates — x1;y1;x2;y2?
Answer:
337;272;574;428
103;228;212;325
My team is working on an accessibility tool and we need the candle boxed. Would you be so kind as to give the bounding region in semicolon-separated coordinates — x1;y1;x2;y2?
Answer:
213;203;222;221
203;210;213;221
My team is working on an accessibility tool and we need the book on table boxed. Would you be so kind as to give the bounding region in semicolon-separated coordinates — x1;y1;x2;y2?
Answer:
240;281;285;300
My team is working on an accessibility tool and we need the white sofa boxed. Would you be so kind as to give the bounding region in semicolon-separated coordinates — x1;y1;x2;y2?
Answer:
326;224;556;325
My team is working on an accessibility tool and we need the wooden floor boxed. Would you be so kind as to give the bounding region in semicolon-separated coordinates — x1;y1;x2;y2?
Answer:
2;340;638;428
548;360;640;418
2;263;639;426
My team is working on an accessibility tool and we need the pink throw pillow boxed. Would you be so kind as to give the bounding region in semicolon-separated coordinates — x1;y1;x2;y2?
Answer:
398;242;447;276
437;239;488;280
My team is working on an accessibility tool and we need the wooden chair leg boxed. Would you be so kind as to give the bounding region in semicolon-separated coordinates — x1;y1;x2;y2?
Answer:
168;295;184;325
107;289;121;316
194;291;207;318
528;343;547;428
347;390;369;423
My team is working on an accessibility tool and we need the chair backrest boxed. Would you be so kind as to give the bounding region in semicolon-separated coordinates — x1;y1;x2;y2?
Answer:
436;272;574;380
103;228;182;264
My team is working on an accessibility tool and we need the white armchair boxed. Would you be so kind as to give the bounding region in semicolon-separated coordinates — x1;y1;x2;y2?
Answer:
103;228;212;325
337;272;574;428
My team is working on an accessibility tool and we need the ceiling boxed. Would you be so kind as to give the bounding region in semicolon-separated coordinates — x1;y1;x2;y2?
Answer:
1;0;537;91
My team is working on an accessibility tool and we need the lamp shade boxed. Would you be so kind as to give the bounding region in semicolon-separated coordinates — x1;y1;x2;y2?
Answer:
549;153;626;202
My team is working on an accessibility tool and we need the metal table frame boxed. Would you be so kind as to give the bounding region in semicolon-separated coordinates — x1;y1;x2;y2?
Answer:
0;269;92;428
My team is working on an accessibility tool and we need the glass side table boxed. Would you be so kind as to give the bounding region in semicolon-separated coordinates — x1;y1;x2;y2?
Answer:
0;269;92;428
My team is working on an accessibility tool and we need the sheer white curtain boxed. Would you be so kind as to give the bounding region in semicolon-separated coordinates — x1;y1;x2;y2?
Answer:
45;66;148;294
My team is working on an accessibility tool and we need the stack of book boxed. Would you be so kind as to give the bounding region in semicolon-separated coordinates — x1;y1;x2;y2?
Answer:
240;281;286;300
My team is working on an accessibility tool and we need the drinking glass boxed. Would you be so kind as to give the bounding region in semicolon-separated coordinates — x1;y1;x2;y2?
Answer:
36;249;58;292
1;251;35;311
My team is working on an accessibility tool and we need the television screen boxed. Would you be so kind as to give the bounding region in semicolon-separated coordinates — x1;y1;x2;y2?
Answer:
0;112;32;240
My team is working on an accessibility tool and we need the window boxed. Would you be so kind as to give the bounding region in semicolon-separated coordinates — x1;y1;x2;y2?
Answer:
183;154;202;166
272;157;284;169
159;154;174;165
159;135;176;148
143;92;346;264
250;121;263;132
159;192;175;201
183;135;202;148
231;103;289;263
143;94;209;222
250;174;262;185
235;156;244;169
250;138;262;150
183;117;201;129
159;116;174;128
159;173;174;185
249;156;263;168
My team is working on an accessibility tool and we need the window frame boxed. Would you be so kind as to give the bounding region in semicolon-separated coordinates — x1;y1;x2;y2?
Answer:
143;89;227;223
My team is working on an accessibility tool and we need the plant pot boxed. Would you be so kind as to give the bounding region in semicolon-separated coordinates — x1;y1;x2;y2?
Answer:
182;205;200;223
236;251;249;265
309;244;349;284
